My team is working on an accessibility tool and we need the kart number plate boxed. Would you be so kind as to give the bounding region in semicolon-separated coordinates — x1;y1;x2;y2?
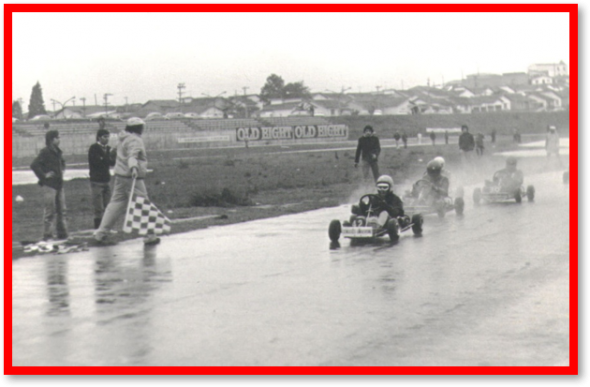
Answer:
342;227;373;238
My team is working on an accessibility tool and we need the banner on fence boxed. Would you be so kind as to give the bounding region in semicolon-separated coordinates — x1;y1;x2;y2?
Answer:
235;124;348;141
178;136;231;143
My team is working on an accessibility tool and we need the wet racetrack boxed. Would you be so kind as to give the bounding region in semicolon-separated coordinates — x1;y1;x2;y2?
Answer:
11;171;570;366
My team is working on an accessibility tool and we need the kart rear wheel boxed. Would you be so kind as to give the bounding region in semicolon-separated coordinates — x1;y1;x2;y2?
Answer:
329;220;341;242
387;218;400;242
526;185;535;202
454;197;465;216
514;190;522;203
473;188;482;206
411;214;423;236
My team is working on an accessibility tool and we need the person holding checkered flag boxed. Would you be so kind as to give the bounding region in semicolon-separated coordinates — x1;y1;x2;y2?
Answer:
94;117;165;245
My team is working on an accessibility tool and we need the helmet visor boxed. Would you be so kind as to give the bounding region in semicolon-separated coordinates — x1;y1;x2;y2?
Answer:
377;183;389;193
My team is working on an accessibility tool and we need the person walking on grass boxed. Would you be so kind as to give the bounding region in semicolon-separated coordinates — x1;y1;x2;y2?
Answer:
430;131;436;146
394;131;401;149
88;128;116;229
475;132;485;156
30;130;68;241
94;117;160;245
354;125;381;182
459;124;475;170
401;131;408;148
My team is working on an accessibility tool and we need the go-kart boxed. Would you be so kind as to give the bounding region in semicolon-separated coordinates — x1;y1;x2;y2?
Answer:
473;174;535;205
403;179;465;218
329;194;424;243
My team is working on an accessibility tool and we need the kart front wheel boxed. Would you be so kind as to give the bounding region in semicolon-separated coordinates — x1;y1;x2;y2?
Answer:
473;188;482;206
411;214;423;236
329;220;341;242
526;185;535;202
515;190;522;203
387;218;400;242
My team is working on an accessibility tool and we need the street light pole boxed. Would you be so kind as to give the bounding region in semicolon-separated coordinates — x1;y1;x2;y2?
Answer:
103;93;112;116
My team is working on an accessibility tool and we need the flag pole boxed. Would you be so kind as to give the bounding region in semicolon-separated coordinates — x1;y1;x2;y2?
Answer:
127;175;137;211
123;176;138;231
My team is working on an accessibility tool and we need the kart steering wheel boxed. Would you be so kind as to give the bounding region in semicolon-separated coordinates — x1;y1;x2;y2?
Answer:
359;194;386;216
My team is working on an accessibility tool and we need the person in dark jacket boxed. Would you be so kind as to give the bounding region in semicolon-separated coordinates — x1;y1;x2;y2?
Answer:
401;131;408;148
30;130;68;240
88;128;116;229
458;124;475;169
354;125;381;182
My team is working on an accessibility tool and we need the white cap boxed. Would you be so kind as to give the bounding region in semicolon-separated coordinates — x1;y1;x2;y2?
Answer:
127;117;145;127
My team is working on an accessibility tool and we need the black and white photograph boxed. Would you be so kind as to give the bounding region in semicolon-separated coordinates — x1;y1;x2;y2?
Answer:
7;3;576;373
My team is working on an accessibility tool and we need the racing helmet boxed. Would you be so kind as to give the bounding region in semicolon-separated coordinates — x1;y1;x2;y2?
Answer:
506;156;518;167
426;159;442;177
376;175;394;194
433;156;445;168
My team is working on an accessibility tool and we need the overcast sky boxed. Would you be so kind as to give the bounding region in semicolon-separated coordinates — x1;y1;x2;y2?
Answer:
12;10;569;108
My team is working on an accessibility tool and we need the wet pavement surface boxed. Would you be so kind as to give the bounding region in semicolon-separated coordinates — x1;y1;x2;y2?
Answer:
11;171;570;366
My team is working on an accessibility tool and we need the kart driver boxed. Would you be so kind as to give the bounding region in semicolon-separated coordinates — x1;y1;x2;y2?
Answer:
362;175;407;228
493;157;524;192
412;159;452;207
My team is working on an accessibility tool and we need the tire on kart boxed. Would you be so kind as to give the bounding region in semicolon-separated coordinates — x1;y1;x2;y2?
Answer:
386;218;400;242
526;185;535;202
329;220;341;242
411;214;424;236
454;197;465;216
473;188;482;206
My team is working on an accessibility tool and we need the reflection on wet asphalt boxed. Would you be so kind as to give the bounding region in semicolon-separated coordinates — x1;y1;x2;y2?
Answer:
12;171;570;366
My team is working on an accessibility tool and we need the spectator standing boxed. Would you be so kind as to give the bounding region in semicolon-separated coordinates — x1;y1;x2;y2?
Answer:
94;117;159;245
417;132;422;145
30;130;68;241
459;124;475;168
354;125;381;182
513;129;521;144
88;128;116;229
430;131;436;146
475;133;485;156
393;131;401;149
401;131;408;148
491;129;497;144
444;131;449;145
545;125;562;166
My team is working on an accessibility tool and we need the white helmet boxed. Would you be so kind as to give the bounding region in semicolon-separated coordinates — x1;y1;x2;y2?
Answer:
433;156;445;168
376;175;394;193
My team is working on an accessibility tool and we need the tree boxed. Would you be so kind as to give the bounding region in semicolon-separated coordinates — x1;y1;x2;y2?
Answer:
27;81;47;119
283;81;311;100
260;74;312;103
12;100;23;120
260;74;285;102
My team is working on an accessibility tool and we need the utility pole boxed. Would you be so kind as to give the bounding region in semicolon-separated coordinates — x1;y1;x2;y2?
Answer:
103;93;112;115
80;97;86;118
177;83;186;110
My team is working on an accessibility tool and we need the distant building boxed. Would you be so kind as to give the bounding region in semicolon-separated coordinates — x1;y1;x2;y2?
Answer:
528;61;568;77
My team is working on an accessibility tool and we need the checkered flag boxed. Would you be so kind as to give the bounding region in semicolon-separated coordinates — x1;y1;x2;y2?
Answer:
123;193;171;236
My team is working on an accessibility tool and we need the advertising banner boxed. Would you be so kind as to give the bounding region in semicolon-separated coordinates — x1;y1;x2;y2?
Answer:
236;124;348;141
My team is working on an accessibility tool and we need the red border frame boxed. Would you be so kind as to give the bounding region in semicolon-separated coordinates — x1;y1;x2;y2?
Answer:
4;3;578;376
